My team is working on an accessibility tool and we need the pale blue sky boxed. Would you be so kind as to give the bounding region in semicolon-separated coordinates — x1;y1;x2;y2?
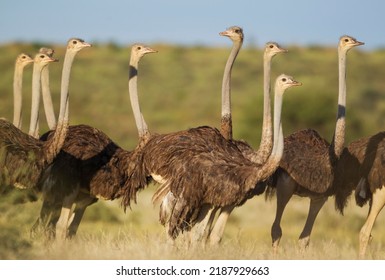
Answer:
0;0;384;49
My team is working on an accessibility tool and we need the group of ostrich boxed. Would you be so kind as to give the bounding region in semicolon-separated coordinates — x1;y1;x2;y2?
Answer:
0;26;383;258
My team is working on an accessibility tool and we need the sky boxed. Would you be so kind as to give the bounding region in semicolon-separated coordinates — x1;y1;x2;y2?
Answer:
1;0;384;50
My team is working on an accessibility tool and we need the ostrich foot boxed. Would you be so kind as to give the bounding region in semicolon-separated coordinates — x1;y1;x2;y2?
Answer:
298;236;310;252
272;238;281;256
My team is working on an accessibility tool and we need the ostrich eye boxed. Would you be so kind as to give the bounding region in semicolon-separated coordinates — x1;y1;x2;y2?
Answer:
40;55;45;59
137;46;141;50
269;45;274;48
282;78;287;82
22;56;26;59
344;38;349;42
73;40;78;44
235;29;240;33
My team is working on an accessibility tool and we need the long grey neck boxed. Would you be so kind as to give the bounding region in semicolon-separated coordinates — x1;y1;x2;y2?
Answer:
270;87;284;160
129;59;149;140
331;48;347;158
41;66;57;129
29;63;43;138
58;52;75;125
254;53;274;164
221;40;242;140
249;86;284;186
43;50;75;164
13;64;24;129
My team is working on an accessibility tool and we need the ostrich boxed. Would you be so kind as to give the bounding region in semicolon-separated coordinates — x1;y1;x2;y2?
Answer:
335;131;385;257
266;35;364;252
32;44;155;240
1;53;33;199
179;25;245;243
205;40;288;245
0;52;67;191
142;74;301;240
13;53;34;129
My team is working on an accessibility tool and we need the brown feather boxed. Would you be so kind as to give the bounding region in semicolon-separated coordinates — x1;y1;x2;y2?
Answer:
39;124;148;208
143;126;272;238
278;128;334;193
35;124;149;235
0;119;62;191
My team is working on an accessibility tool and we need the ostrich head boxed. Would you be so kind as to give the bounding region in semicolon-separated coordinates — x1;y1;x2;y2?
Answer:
339;35;364;53
131;44;158;60
34;53;58;66
219;26;244;43
66;38;92;52
39;47;55;57
16;53;33;68
265;42;288;58
275;74;302;93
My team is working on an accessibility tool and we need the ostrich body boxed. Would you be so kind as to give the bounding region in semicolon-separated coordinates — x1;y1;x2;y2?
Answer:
267;35;364;252
33;44;154;240
144;74;301;240
335;131;385;257
13;53;33;129
0;52;67;191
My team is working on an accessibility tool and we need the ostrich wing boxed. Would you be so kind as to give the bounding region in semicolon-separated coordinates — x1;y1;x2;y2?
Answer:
348;132;385;192
39;124;148;209
0;120;45;189
280;129;334;193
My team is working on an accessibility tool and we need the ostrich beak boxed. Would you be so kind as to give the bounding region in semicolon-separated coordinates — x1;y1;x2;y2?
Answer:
219;31;229;37
291;80;302;86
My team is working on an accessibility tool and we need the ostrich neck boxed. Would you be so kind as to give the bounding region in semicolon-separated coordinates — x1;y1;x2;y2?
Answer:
43;51;75;164
254;54;274;164
29;63;43;138
41;66;57;130
13;65;24;129
59;52;75;124
252;86;284;183
129;59;149;140
332;49;347;158
271;87;284;160
221;40;242;140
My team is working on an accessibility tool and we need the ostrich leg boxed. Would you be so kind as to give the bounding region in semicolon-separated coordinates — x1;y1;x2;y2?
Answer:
271;173;296;253
208;205;234;245
298;196;328;250
359;186;385;258
31;199;61;238
188;205;217;243
55;189;79;240
67;195;98;237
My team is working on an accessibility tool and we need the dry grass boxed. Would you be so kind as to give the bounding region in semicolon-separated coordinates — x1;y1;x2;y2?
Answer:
3;185;385;260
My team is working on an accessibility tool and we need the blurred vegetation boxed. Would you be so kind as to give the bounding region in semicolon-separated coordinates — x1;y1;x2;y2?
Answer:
1;41;385;259
1;42;385;148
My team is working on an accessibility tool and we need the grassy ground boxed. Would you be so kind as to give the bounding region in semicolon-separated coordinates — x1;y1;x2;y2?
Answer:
2;185;385;260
